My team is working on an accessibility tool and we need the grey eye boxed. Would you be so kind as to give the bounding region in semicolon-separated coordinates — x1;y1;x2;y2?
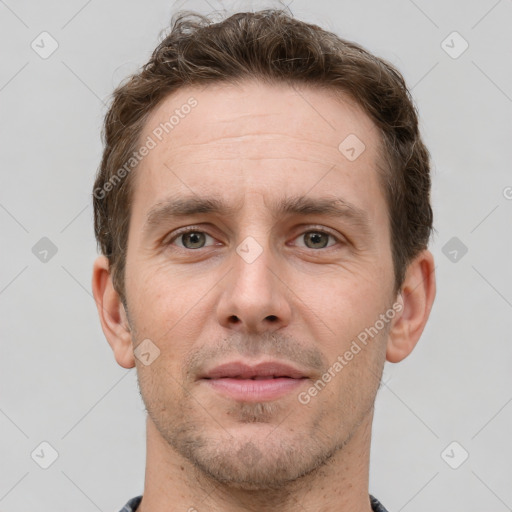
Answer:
303;231;332;249
174;231;215;249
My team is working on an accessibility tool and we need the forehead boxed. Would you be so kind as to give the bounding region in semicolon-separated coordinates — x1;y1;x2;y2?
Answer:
141;80;381;163
131;80;386;225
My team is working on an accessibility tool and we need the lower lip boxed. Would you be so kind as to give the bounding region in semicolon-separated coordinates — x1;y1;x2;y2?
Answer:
202;377;307;401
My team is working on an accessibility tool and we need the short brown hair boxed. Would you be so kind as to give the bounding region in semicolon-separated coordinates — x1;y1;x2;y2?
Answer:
93;9;433;301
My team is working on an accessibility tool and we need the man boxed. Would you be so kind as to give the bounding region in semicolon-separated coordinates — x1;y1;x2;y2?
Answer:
92;9;436;512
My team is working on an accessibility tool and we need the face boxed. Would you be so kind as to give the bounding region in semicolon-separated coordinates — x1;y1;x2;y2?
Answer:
123;80;397;489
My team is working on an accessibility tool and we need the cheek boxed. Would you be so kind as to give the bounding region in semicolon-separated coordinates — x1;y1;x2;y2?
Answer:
303;266;392;346
308;322;388;424
127;259;212;324
126;263;219;375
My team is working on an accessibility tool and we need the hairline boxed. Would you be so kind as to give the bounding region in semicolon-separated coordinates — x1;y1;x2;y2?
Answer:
112;78;402;298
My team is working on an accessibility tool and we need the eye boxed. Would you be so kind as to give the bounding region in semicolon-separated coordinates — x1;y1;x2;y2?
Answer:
168;229;218;249
293;229;341;250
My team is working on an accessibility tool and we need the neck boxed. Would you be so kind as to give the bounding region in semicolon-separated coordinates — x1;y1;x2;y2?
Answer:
137;409;375;512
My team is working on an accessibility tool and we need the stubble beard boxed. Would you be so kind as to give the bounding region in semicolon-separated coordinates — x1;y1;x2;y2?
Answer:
141;379;367;492
130;311;386;493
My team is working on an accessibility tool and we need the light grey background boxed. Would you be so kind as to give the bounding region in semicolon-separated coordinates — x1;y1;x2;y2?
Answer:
1;0;511;510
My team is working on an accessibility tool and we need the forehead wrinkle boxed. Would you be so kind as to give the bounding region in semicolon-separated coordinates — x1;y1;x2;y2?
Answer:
163;133;344;158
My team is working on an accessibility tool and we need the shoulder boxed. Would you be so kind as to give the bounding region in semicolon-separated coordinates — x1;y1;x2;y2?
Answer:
370;494;390;512
119;495;143;512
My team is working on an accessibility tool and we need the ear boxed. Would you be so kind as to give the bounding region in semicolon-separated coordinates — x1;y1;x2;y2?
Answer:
386;249;436;363
91;255;135;369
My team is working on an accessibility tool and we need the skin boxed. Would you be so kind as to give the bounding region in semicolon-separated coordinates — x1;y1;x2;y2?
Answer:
92;80;436;512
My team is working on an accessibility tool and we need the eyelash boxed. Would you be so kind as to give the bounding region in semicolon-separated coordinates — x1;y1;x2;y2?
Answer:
166;225;343;250
167;227;220;249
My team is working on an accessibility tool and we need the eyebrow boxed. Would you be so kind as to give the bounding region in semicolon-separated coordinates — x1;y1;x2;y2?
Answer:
143;195;243;233
143;193;372;235
269;195;370;227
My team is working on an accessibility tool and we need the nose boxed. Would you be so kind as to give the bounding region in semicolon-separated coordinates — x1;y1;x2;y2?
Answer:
216;237;292;334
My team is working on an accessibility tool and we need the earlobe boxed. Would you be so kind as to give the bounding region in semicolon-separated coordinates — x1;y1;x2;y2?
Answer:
386;250;436;363
91;255;135;369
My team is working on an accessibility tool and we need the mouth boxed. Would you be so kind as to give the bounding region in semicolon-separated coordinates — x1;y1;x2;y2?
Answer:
199;361;309;402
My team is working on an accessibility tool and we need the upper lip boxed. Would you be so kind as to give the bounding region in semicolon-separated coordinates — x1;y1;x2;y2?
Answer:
199;360;309;380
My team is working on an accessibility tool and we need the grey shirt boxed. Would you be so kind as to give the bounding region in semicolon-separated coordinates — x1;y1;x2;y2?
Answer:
119;494;389;511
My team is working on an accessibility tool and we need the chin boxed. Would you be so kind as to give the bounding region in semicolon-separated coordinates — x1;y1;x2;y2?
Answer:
174;426;341;490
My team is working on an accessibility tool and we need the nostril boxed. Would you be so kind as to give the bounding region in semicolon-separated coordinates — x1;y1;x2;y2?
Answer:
266;315;278;322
